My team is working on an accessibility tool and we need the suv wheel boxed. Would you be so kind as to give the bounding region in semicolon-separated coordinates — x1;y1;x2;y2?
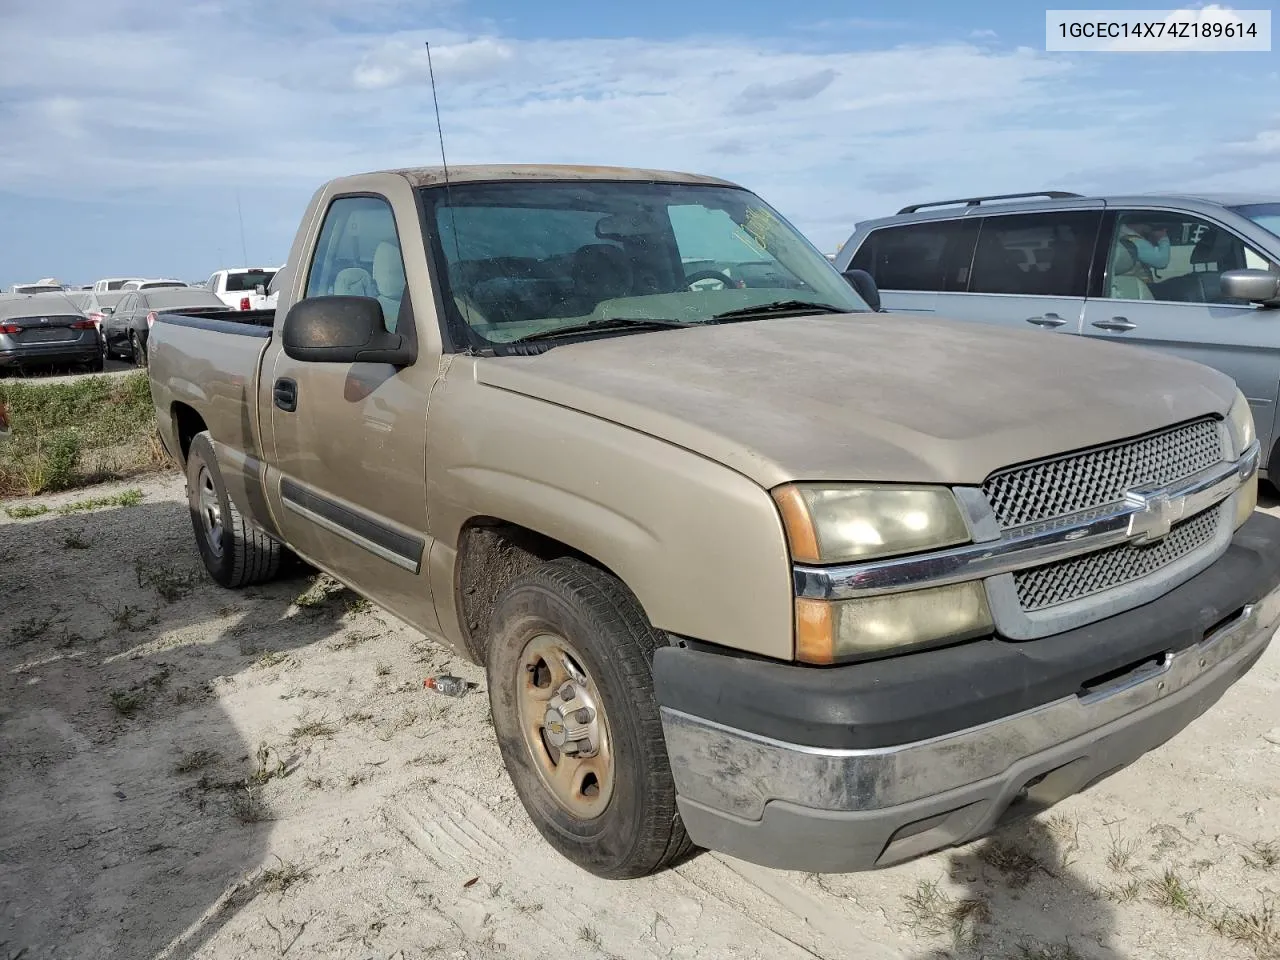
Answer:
487;558;693;878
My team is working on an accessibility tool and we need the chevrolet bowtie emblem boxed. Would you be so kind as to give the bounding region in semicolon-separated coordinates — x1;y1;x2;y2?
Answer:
1126;490;1187;543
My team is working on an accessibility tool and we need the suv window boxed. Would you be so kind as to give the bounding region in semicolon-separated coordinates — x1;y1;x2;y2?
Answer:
969;212;1099;297
305;195;407;332
849;220;978;292
1105;211;1276;304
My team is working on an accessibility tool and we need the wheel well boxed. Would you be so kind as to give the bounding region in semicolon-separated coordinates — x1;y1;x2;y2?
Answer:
171;403;207;464
455;518;607;662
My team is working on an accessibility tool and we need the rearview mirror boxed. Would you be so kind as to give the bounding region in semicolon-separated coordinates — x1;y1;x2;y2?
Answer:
1221;269;1280;305
282;296;415;365
842;268;882;312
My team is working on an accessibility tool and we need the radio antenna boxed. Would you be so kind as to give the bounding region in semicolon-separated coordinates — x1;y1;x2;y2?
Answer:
235;190;250;266
425;42;465;278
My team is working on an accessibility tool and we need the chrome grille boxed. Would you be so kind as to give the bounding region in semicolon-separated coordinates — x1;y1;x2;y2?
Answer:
1014;507;1220;612
983;419;1222;529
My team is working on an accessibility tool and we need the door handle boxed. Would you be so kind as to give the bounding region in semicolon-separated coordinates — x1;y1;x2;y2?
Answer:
273;377;298;412
1025;313;1066;328
1092;317;1137;332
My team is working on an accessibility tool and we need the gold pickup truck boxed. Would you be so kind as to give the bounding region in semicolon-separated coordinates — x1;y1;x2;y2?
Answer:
147;164;1280;879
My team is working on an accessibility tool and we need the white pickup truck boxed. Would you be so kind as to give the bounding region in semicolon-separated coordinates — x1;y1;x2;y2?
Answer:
205;267;281;312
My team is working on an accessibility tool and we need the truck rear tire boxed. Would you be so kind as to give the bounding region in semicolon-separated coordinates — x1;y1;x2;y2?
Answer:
186;431;283;588
486;557;694;879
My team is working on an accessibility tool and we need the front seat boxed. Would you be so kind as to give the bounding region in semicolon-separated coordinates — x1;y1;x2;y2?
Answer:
333;267;375;298
557;244;634;316
1108;243;1154;300
372;241;406;331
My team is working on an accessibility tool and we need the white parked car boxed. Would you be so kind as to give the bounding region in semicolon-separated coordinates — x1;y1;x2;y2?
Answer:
122;278;188;291
93;278;145;293
205;266;280;311
9;280;65;294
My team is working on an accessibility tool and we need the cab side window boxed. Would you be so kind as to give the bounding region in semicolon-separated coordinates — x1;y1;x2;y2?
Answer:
968;212;1099;297
305;195;408;332
1105;211;1277;304
850;220;977;292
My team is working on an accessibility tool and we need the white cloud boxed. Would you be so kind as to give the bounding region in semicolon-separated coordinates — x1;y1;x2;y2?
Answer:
1;0;1279;270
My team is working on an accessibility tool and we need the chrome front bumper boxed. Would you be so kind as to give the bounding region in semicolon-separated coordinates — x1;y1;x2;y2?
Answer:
662;584;1280;873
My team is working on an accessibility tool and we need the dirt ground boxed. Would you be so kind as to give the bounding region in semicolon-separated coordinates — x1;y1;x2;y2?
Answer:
2;474;1279;960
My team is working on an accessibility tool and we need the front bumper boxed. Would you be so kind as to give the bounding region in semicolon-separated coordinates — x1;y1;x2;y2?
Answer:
655;513;1280;873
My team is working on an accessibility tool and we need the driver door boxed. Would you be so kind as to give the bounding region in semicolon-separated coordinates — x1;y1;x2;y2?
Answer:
262;187;438;631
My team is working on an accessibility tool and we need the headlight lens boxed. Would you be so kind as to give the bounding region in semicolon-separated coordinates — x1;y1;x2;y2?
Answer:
1226;388;1256;455
796;583;993;664
772;483;970;564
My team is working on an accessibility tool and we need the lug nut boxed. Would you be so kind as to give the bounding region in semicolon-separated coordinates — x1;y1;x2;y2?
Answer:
559;682;577;702
575;707;594;724
577;738;592;755
561;741;579;755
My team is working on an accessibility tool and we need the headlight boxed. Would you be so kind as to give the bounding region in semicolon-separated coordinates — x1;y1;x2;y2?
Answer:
772;483;971;564
1226;388;1256;455
796;583;993;664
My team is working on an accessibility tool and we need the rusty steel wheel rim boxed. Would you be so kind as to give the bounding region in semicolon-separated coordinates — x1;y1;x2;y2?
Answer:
516;632;614;819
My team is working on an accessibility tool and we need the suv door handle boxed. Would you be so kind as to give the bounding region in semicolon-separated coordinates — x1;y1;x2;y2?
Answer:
1092;317;1137;332
1025;313;1066;328
273;377;298;412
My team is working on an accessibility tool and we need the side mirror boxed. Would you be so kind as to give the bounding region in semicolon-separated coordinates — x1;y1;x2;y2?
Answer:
1221;269;1280;305
842;268;882;312
282;296;415;365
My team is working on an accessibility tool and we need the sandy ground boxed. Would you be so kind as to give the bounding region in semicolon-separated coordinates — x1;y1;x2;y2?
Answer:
2;474;1279;960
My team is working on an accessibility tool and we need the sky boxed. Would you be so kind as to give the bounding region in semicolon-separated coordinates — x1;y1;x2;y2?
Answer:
1;0;1278;287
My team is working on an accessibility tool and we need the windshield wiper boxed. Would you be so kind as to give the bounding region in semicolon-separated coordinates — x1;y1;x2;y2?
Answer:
707;300;854;323
516;317;694;342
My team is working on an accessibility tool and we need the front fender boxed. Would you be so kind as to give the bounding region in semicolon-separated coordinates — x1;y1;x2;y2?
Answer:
426;371;795;661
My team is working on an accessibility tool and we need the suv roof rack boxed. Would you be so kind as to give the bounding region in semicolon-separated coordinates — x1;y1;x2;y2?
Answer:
896;191;1082;216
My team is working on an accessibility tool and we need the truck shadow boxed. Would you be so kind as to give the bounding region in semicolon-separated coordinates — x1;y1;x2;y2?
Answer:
0;498;351;960
904;815;1118;959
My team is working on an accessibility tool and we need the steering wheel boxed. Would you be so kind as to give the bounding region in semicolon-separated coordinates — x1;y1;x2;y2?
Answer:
685;269;735;291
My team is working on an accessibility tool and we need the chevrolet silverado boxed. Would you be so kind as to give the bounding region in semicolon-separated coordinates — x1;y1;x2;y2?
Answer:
147;164;1280;879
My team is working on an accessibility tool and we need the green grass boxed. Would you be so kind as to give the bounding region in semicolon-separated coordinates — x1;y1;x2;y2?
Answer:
4;488;145;521
0;373;169;497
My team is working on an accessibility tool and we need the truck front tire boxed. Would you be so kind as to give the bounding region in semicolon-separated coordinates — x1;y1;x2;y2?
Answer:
486;557;694;879
186;431;283;588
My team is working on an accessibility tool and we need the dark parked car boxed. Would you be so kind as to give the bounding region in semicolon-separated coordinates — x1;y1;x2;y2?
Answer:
67;290;127;333
103;288;228;366
0;293;103;374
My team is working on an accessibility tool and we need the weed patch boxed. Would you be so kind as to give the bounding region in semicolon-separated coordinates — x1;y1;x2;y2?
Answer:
135;558;195;601
61;528;91;549
0;373;166;497
903;878;990;948
289;716;338;742
173;749;221;774
4;502;49;519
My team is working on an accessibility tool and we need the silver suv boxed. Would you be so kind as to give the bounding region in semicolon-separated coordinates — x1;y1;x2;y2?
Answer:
835;192;1280;477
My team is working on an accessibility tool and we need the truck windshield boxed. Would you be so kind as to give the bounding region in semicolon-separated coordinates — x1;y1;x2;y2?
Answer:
1233;203;1280;241
421;181;866;346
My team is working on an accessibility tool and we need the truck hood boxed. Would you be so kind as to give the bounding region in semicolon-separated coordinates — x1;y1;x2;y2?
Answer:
474;314;1236;488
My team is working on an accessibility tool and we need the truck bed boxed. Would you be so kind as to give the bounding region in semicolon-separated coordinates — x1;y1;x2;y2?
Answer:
156;307;275;333
148;308;275;468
